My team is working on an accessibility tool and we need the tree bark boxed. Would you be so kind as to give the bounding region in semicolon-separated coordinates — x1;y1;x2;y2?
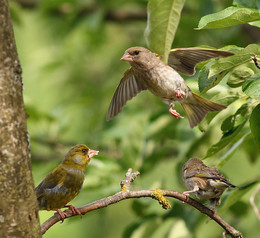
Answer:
0;0;41;237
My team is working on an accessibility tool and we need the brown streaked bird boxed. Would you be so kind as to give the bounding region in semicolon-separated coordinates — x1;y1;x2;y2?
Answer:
107;47;234;128
182;158;236;210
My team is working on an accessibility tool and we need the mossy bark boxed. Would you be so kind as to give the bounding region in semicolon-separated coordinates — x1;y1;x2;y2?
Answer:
0;0;41;237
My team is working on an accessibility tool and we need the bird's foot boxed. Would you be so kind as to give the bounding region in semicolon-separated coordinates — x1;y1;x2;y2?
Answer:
175;89;183;99
182;191;190;203
183;191;190;196
211;199;220;214
216;199;221;207
169;106;184;119
65;205;82;217
54;209;68;223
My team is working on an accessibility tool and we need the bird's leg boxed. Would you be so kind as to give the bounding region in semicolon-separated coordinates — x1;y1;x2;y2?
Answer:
211;198;221;214
183;186;199;199
169;103;184;119
64;205;82;217
175;89;183;99
52;209;68;223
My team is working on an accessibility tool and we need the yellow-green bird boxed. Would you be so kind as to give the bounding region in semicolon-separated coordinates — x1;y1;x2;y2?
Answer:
182;158;236;211
107;47;234;128
35;144;99;221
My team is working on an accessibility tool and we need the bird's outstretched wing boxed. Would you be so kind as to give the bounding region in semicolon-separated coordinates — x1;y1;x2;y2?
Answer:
106;67;147;120
168;48;234;76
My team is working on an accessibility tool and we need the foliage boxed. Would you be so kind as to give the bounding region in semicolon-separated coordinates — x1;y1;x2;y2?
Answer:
145;0;185;62
10;0;260;237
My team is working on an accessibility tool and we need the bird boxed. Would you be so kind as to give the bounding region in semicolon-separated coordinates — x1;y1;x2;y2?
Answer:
182;158;236;210
106;46;234;128
35;144;99;222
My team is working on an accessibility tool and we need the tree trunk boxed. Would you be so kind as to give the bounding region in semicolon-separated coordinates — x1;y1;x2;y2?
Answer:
0;0;41;237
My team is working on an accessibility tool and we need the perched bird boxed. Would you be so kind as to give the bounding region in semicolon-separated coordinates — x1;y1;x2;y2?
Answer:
35;144;99;221
182;158;236;210
107;47;234;128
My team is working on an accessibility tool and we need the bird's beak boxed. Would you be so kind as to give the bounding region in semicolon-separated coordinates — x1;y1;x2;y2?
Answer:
120;52;133;62
88;149;99;159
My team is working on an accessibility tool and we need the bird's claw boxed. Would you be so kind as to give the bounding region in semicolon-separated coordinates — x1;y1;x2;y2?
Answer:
183;191;190;198
182;191;190;203
55;209;68;223
54;205;82;223
65;205;82;217
169;107;184;119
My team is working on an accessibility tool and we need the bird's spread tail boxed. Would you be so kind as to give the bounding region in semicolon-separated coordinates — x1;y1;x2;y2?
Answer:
181;93;226;128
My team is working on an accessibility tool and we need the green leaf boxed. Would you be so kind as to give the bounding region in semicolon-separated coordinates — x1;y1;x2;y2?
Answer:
242;74;260;100
235;103;250;117
227;64;255;88
233;0;260;10
249;20;260;27
221;115;236;133
198;95;240;131
250;104;260;148
243;133;260;163
198;60;228;93
204;117;248;158
217;131;251;168
209;44;260;78
219;180;260;213
197;6;260;30
145;0;185;62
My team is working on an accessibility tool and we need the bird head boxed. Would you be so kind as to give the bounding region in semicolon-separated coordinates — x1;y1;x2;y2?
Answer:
62;144;99;170
182;158;204;178
120;46;159;70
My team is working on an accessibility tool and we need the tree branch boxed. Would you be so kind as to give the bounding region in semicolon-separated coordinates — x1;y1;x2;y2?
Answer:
41;169;243;238
0;0;41;236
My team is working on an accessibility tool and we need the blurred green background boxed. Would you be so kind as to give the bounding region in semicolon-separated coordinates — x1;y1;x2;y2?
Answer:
11;0;260;237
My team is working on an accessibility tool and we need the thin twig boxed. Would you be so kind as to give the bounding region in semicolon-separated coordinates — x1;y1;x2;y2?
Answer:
250;183;260;221
40;169;243;238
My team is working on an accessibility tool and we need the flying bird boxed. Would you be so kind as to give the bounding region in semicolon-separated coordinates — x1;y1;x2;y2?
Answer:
107;47;233;128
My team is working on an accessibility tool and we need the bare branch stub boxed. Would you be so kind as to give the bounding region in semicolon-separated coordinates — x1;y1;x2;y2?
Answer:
120;168;140;192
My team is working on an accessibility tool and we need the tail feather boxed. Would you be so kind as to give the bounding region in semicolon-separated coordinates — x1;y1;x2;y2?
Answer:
181;93;226;128
221;179;237;188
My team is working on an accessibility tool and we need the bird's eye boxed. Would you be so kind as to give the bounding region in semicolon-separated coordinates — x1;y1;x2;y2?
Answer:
81;149;87;153
133;50;139;55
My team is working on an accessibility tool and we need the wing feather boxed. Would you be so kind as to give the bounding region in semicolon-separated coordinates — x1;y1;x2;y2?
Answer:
168;48;234;75
106;67;146;120
35;166;66;199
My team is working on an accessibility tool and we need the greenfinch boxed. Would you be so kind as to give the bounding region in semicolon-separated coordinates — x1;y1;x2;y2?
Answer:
35;144;99;221
107;47;234;128
182;158;236;210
